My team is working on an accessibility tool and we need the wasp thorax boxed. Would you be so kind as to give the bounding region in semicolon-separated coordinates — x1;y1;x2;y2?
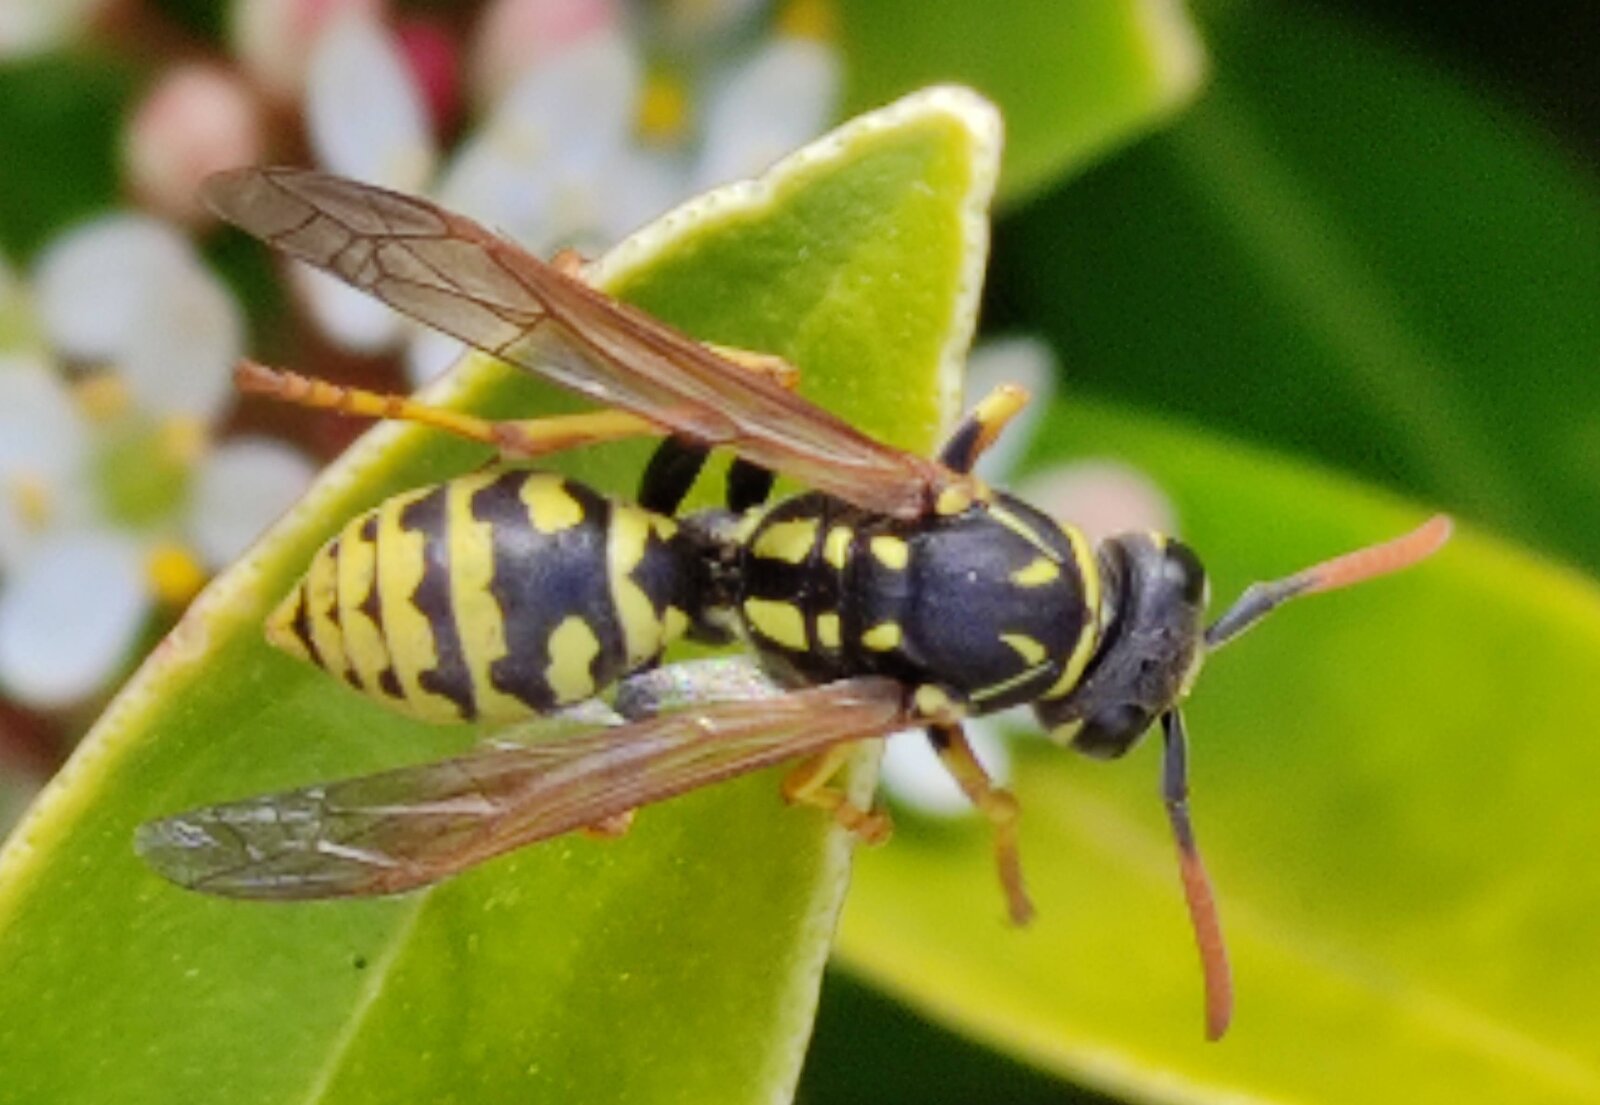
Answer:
1035;532;1210;759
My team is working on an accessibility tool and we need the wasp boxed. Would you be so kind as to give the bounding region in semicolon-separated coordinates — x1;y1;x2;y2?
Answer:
136;168;1451;1039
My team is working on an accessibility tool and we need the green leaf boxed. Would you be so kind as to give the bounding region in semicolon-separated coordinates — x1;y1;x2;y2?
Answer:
838;398;1600;1104
839;0;1207;205
0;52;136;261
988;2;1600;574
0;88;1000;1104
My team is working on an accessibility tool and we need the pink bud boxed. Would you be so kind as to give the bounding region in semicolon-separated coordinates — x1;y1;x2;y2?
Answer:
394;18;462;136
469;0;618;107
231;0;388;101
124;65;264;225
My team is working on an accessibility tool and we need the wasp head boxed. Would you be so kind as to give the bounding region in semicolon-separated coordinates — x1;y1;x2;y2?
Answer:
1034;533;1210;759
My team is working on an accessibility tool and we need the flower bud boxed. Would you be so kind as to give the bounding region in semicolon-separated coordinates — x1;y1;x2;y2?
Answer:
124;65;264;225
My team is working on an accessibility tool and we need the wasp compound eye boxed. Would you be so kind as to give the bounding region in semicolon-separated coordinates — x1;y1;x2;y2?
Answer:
1162;540;1208;607
1073;702;1153;759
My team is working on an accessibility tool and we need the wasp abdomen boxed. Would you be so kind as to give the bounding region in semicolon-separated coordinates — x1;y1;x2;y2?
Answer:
268;470;693;723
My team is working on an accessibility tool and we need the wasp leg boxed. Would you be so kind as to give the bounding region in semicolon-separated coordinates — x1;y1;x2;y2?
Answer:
636;351;798;514
781;744;892;844
637;438;711;514
236;359;663;460
927;723;1034;925
937;384;1032;474
641;439;777;515
703;344;801;391
726;459;776;512
550;247;587;277
707;348;794;511
581;810;636;839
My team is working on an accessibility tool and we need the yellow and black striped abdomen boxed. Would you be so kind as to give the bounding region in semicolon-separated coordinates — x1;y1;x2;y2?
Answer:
267;470;693;724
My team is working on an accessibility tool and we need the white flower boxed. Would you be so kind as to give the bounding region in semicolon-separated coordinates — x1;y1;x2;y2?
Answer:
877;337;1180;818
228;0;386;103
293;6;841;387
0;0;110;59
0;226;314;710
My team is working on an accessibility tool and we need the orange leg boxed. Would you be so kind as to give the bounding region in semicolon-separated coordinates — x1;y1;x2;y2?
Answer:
781;744;892;844
581;810;636;839
928;723;1034;925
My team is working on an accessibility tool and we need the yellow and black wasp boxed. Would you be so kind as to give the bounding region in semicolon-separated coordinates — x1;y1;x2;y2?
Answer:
136;168;1451;1039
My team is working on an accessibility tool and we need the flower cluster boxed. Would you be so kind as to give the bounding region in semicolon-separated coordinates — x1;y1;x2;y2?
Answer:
0;0;846;757
282;0;842;384
0;221;313;711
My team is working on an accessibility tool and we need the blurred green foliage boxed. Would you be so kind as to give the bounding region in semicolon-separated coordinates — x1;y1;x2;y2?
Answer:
0;54;134;260
988;3;1600;573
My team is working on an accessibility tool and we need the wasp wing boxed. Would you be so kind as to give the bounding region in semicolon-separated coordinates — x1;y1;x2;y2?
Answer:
204;167;949;517
135;677;907;900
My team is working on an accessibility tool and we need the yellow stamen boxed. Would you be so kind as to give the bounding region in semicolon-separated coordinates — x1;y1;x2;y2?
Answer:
637;70;690;144
8;473;52;530
777;0;837;40
72;373;131;423
146;541;207;607
159;416;208;466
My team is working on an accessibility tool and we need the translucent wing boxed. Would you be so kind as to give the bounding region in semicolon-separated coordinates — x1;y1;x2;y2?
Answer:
135;678;907;900
204;167;952;517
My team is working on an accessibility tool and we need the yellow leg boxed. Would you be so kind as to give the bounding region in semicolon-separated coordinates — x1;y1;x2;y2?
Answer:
704;344;801;390
781;744;892;844
929;723;1034;925
550;247;587;277
237;338;802;463
937;384;1032;474
236;359;663;460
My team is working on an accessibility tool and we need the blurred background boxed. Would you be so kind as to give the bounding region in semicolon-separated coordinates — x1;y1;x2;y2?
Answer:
0;1;1595;1102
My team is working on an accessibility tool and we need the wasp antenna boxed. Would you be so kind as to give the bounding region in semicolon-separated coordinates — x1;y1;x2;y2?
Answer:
1161;710;1233;1041
1205;514;1452;650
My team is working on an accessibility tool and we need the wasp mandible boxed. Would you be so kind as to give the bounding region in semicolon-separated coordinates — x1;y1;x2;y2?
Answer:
136;169;1451;1039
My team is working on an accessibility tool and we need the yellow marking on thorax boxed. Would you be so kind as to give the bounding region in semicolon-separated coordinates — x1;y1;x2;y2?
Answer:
447;473;527;723
972;662;1054;707
1043;522;1102;700
935;484;972;516
1000;633;1046;666
753;517;820;565
815;612;841;649
334;514;386;696
869;535;909;570
523;475;584;533
988;502;1058;557
823;526;854;570
302;541;349;682
743;598;808;651
609;502;676;667
376;488;459;722
1011;556;1059;587
862;622;903;651
545;615;601;703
